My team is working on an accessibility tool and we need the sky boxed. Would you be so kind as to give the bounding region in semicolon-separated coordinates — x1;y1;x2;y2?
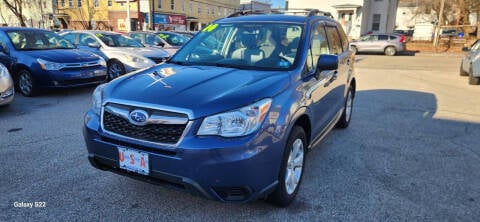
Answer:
270;0;286;9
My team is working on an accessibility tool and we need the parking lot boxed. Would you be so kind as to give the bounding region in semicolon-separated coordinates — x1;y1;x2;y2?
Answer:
1;54;479;221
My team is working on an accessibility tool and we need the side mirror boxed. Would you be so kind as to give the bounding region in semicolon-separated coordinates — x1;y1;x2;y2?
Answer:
462;47;470;52
315;54;338;79
88;42;101;48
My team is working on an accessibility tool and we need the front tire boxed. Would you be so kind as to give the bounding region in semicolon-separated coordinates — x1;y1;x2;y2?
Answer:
107;60;126;80
336;86;354;128
350;46;358;55
469;66;480;85
267;126;306;207
384;46;396;56
17;69;38;97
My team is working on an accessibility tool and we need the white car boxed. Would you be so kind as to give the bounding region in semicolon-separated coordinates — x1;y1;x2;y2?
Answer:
61;31;170;80
0;63;14;106
460;39;480;85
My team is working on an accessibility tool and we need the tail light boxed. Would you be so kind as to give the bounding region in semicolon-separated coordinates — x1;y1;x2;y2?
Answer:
399;34;406;43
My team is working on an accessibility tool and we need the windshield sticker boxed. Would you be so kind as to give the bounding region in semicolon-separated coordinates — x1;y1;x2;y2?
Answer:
158;33;169;40
202;24;218;32
95;33;104;38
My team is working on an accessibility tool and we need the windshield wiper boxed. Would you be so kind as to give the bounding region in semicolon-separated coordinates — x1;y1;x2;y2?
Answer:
168;60;189;66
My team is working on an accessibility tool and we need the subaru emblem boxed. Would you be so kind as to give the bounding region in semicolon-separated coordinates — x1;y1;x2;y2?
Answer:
129;109;149;126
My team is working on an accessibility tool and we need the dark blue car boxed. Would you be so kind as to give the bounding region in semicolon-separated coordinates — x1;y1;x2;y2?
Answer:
0;27;107;96
84;11;356;206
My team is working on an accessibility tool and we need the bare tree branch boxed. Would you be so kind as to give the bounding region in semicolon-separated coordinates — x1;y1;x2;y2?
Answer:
2;0;27;26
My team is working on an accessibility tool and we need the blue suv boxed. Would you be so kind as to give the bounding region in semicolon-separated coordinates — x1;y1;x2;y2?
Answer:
83;10;356;206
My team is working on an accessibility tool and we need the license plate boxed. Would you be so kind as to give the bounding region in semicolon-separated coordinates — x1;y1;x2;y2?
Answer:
118;147;149;175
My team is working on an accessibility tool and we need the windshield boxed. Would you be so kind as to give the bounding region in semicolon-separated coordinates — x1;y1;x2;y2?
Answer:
7;30;75;50
158;32;189;46
170;23;303;70
95;33;144;47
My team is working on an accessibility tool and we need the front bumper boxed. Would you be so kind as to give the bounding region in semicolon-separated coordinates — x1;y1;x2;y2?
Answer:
83;111;284;202
0;87;14;105
37;66;107;88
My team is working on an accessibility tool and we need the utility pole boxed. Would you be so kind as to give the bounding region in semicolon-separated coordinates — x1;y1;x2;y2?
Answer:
433;0;445;47
127;0;131;32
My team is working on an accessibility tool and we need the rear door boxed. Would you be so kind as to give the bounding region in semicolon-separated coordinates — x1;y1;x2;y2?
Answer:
375;34;389;52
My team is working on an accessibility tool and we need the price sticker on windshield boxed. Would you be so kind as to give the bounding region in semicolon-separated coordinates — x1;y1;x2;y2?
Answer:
202;24;218;32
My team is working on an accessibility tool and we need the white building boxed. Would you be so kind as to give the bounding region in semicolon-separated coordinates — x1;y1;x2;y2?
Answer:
287;0;399;39
239;0;272;11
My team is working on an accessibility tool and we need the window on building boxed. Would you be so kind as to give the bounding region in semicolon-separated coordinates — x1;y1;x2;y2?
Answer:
171;0;175;10
372;14;381;31
158;0;162;8
94;0;99;7
77;0;82;7
107;0;112;6
189;2;193;12
211;7;215;15
198;3;202;14
68;0;73;8
181;0;185;11
61;0;65;7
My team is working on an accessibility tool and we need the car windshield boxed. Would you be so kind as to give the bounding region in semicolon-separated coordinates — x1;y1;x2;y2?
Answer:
7;30;75;50
170;22;303;70
95;33;144;47
157;32;189;46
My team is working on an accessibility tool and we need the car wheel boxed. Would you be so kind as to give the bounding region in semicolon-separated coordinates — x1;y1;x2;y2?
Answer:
267;126;306;207
17;69;38;97
336;86;354;128
107;60;126;80
384;46;396;56
350;46;358;55
469;66;480;85
459;63;469;76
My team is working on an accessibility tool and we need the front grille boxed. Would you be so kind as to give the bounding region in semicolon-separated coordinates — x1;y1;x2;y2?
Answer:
149;57;169;64
103;111;186;144
58;76;106;86
61;64;102;71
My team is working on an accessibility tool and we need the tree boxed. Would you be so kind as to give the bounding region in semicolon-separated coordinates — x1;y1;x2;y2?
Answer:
2;0;27;27
416;0;480;25
75;0;96;29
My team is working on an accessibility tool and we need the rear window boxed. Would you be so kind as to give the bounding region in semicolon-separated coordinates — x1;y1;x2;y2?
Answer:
390;35;397;40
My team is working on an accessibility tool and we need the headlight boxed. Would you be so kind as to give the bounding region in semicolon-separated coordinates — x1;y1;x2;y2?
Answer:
198;98;272;137
37;58;64;70
98;57;107;67
124;54;149;63
0;64;9;78
92;83;107;116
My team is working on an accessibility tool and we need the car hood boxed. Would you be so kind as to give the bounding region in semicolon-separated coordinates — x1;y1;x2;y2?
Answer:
104;64;290;119
108;47;170;58
22;49;99;63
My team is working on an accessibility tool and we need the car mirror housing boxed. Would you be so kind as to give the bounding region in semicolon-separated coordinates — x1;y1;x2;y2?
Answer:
88;42;101;48
0;44;8;54
462;47;470;52
317;54;338;71
155;41;165;47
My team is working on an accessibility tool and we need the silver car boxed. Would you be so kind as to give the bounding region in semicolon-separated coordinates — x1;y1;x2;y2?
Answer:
350;33;406;56
460;39;480;85
0;63;14;106
61;31;170;80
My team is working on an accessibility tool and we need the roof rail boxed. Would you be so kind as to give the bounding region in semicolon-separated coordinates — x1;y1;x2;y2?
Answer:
226;8;333;18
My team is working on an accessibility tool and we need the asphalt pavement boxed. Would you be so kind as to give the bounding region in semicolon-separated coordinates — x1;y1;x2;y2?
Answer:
1;53;479;221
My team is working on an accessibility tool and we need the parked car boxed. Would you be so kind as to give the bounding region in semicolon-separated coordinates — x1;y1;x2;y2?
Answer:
460;39;480;85
0;27;107;96
128;31;178;56
61;30;170;80
350;33;406;56
0;62;14;106
156;31;189;48
83;11;356;206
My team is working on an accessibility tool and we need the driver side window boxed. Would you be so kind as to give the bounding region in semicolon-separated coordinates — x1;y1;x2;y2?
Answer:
307;24;328;73
79;34;97;46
